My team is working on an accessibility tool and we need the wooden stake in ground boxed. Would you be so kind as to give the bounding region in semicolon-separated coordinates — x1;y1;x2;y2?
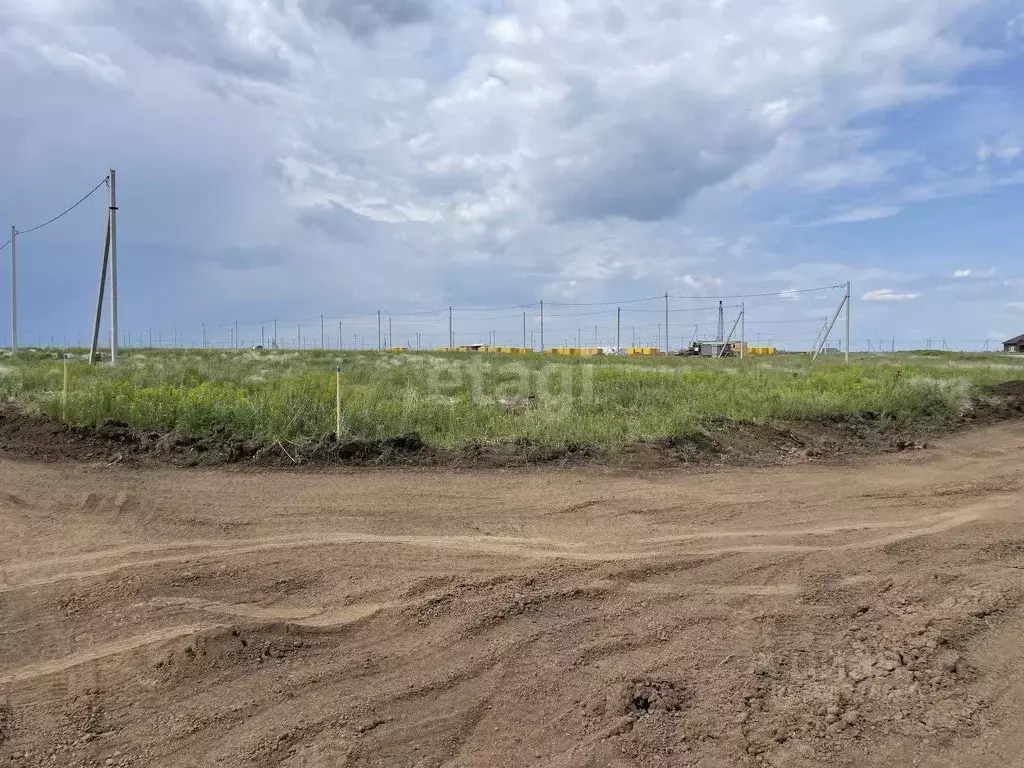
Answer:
335;365;342;439
62;354;69;421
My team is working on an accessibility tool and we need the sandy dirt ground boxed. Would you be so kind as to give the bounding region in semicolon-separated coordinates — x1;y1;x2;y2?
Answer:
2;422;1024;767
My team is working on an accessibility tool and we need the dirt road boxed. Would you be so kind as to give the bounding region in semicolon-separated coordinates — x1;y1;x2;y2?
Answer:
2;422;1024;767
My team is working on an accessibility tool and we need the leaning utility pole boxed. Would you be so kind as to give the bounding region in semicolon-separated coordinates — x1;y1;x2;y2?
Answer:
845;281;851;363
88;219;111;363
740;302;746;360
448;306;453;349
717;307;743;358
523;311;527;348
717;300;724;342
9;225;16;354
813;291;850;362
617;307;621;353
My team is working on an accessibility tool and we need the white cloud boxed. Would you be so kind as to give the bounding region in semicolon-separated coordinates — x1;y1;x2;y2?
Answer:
1008;13;1024;42
676;274;725;293
813;204;903;225
862;289;920;302
952;267;996;279
977;137;1022;163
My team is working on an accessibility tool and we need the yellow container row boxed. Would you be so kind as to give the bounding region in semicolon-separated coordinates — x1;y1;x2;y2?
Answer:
488;346;533;355
625;347;662;356
746;346;777;355
546;347;603;357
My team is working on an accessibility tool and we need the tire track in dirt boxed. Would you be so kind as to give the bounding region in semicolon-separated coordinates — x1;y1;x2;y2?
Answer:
0;625;221;686
6;504;995;576
2;422;1024;768
0;601;398;686
0;503;1002;595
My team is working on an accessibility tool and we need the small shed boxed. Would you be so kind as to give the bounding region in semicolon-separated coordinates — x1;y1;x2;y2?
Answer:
696;341;730;357
1004;334;1024;353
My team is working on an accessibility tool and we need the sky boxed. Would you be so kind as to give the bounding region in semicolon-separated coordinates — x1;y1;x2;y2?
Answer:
1;0;1023;351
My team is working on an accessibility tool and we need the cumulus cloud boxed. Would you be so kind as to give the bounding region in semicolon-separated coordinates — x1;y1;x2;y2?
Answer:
862;289;920;302
0;0;1022;344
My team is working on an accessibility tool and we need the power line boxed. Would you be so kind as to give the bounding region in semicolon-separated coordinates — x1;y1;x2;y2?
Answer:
546;295;664;307
671;284;844;300
10;177;109;239
746;317;824;325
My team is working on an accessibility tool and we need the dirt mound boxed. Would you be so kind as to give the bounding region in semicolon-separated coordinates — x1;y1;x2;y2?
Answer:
737;582;1018;761
622;680;687;715
0;407;431;468
989;380;1024;398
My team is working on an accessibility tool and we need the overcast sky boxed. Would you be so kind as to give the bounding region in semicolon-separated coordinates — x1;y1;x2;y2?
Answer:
2;0;1023;350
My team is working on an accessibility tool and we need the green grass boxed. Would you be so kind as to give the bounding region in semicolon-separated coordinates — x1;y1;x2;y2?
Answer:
1;348;1022;447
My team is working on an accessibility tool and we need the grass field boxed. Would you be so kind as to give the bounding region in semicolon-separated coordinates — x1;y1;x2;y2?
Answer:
2;348;1023;447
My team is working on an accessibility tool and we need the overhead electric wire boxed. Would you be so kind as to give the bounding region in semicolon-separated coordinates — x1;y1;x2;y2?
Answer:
671;284;845;300
746;317;825;325
13;177;109;237
545;295;663;307
0;177;109;253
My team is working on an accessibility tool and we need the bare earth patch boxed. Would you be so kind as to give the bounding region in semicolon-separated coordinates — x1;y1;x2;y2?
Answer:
1;421;1024;766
